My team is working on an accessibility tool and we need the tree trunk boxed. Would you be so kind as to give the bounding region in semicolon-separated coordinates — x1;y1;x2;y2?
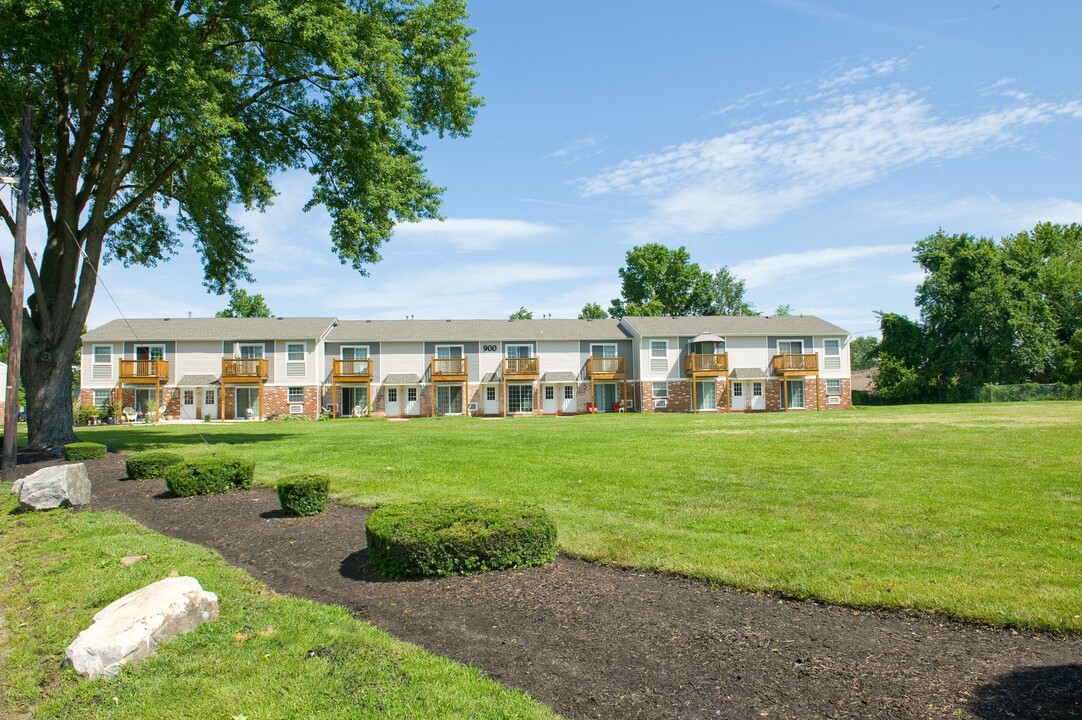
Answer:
22;335;79;454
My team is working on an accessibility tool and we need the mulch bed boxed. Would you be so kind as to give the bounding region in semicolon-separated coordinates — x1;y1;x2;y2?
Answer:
15;453;1082;719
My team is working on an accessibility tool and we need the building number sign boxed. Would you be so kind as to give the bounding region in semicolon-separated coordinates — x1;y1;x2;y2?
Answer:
482;344;498;352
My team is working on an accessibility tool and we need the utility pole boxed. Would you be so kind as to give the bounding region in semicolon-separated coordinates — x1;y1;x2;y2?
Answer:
3;105;31;481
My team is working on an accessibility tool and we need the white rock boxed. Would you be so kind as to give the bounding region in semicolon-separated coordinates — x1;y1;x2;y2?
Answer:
65;576;219;680
14;464;91;510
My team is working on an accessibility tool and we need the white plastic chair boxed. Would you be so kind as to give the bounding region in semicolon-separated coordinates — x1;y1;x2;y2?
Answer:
122;407;138;423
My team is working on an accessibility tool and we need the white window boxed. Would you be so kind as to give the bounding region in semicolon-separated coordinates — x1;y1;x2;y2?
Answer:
93;389;111;406
134;344;165;361
387;388;398;403
286;343;305;377
544;386;555;400
650;340;668;372
239;343;264;359
652;382;668;398
204;390;215;405
288;386;304;403
778;340;804;355
435;345;463;359
407;387;417;402
564;385;574;400
826;379;841;395
752;382;763;397
183;390;195;405
732;383;743;397
341;346;369;360
507;384;533;413
590;344;616;358
92;345;112;380
824;339;841;370
505;344;533;358
486;386;496;401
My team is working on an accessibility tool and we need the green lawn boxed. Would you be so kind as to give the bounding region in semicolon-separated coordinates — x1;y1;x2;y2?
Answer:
77;402;1082;631
0;495;559;719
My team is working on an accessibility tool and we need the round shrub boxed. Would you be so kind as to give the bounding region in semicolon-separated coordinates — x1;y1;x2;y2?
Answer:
63;442;106;461
125;451;184;480
365;499;557;578
277;474;330;517
164;456;255;497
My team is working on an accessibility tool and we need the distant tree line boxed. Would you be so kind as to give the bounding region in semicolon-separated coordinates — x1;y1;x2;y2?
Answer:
871;222;1082;401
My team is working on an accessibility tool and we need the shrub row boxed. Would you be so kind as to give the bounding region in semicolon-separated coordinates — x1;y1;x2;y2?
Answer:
276;474;330;517
365;499;557;578
164;457;255;497
63;442;106;460
125;451;184;480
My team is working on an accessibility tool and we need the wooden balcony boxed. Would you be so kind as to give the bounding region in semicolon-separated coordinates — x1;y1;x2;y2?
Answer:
502;357;539;379
586;356;625;380
431;357;468;381
119;359;169;383
685;353;728;377
221;358;269;383
772;353;819;375
332;358;373;381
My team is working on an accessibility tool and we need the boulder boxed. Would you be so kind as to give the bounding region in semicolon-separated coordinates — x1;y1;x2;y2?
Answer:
65;576;219;680
12;463;91;510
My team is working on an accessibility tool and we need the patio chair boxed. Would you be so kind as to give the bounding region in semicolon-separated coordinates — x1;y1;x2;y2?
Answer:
122;406;138;423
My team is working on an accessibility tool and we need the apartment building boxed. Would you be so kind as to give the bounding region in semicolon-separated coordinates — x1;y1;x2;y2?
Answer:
80;315;851;419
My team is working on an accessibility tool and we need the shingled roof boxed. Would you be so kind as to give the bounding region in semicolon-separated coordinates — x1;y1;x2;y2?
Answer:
328;318;630;342
619;315;849;337
82;317;338;342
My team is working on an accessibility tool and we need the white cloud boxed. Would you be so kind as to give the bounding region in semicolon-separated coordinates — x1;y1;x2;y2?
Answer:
548;134;607;163
581;88;1082;236
818;56;911;90
730;244;911;289
392;218;557;251
863;194;1082;235
892;271;926;285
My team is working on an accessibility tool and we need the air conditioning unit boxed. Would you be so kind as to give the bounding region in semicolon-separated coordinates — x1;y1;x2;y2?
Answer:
827;396;841;405
655;399;668;408
467;402;478;412
289;404;303;414
623;398;634;408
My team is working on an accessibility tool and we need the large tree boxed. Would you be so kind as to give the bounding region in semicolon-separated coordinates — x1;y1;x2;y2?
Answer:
915;229;1056;385
577;302;606;320
608;243;715;318
709;266;757;316
0;0;480;450
216;289;272;318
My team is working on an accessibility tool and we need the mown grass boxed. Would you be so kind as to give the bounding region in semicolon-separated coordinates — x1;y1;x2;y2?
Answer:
0;495;559;719
77;402;1082;630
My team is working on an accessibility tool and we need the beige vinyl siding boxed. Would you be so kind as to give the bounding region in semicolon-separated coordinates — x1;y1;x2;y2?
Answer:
726;336;769;375
537;340;580;374
478;342;502;379
178;341;228;377
380;342;425;379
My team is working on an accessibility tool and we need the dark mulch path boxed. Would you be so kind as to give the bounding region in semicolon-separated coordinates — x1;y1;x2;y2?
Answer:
15;454;1082;719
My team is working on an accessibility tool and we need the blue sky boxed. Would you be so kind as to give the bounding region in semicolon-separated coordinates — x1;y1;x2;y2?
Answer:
26;1;1082;335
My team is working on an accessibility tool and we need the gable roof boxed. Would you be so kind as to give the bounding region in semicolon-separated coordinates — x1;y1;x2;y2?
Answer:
82;317;338;342
619;315;849;337
328;318;630;342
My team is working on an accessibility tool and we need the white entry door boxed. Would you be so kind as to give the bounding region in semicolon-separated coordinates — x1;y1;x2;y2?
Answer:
483;386;499;415
731;382;746;411
181;389;197;420
385;387;400;416
562;385;575;413
750;381;765;411
202;389;217;419
405;387;420;416
542;386;557;414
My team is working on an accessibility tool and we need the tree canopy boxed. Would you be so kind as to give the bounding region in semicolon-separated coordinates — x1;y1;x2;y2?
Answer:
577;302;607;320
509;306;533;320
0;0;481;449
873;223;1081;400
216;289;272;318
607;244;758;318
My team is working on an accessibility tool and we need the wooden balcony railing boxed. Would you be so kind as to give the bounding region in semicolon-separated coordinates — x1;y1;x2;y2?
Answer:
431;357;468;380
586;356;625;379
772;353;819;374
502;357;539;378
332;358;372;380
685;353;729;376
119;359;169;382
221;357;269;382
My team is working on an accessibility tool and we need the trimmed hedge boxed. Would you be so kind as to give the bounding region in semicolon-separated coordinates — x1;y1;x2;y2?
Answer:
125;451;184;480
63;442;106;461
277;474;330;517
366;499;557;578
163;456;255;497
